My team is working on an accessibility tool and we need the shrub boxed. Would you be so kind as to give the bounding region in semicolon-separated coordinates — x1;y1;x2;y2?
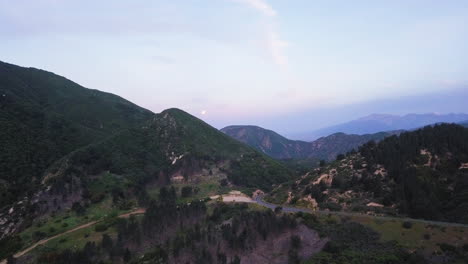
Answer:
33;231;47;241
320;202;342;211
336;154;345;160
0;236;23;260
291;235;301;249
439;243;456;253
95;223;108;232
462;243;468;252
219;179;228;186
181;186;193;198
71;202;86;215
402;221;413;229
323;241;340;253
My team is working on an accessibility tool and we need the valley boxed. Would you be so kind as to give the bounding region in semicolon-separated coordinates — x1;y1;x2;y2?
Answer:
3;187;468;264
1;61;467;264
221;125;400;161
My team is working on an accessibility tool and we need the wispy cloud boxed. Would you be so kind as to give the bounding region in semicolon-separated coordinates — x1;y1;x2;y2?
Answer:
233;0;276;17
232;0;288;66
264;24;289;66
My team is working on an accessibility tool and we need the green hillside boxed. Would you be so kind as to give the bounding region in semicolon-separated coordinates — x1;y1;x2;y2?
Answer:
0;61;153;207
46;108;291;197
0;61;292;243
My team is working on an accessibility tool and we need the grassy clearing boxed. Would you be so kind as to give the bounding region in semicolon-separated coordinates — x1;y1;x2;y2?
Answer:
18;198;124;249
38;225;108;253
350;215;468;255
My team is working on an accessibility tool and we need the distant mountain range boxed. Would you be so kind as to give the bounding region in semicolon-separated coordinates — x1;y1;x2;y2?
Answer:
298;113;468;140
221;125;400;161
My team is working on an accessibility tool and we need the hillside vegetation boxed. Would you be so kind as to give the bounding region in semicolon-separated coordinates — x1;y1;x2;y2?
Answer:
0;61;292;242
0;60;153;208
268;124;468;224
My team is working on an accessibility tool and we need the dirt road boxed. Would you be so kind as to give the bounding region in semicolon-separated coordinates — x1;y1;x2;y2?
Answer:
0;208;146;264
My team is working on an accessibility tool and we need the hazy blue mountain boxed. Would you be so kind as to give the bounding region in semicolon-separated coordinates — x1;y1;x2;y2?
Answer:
301;113;468;140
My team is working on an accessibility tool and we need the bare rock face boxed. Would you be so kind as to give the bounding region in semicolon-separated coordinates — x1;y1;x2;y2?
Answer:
0;197;28;239
239;225;328;264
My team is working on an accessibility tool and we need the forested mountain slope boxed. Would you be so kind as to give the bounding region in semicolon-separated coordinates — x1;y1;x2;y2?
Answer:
267;124;468;224
46;108;291;198
0;60;153;208
0;61;291;239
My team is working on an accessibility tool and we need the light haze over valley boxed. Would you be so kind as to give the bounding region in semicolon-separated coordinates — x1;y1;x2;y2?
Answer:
1;1;468;264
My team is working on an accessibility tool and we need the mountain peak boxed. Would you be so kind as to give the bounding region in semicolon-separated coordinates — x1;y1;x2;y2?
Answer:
358;113;397;121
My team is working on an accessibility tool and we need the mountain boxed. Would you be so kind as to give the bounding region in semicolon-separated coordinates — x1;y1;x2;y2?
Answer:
267;123;468;224
221;125;399;161
0;60;154;208
301;113;468;140
0;61;291;239
220;125;308;159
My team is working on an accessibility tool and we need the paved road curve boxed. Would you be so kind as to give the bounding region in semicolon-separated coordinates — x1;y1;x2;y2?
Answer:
254;195;468;228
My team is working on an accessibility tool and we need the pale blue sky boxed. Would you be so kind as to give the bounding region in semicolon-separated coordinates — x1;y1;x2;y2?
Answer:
1;0;467;133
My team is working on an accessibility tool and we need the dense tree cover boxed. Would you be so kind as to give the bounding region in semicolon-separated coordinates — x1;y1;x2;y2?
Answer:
35;200;302;264
159;203;297;263
359;124;468;222
35;189;206;263
229;153;292;191
0;235;22;260
0;60;153;207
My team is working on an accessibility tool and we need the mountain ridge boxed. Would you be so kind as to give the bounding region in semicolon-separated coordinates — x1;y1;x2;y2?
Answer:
0;61;292;240
296;112;468;140
221;125;400;161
